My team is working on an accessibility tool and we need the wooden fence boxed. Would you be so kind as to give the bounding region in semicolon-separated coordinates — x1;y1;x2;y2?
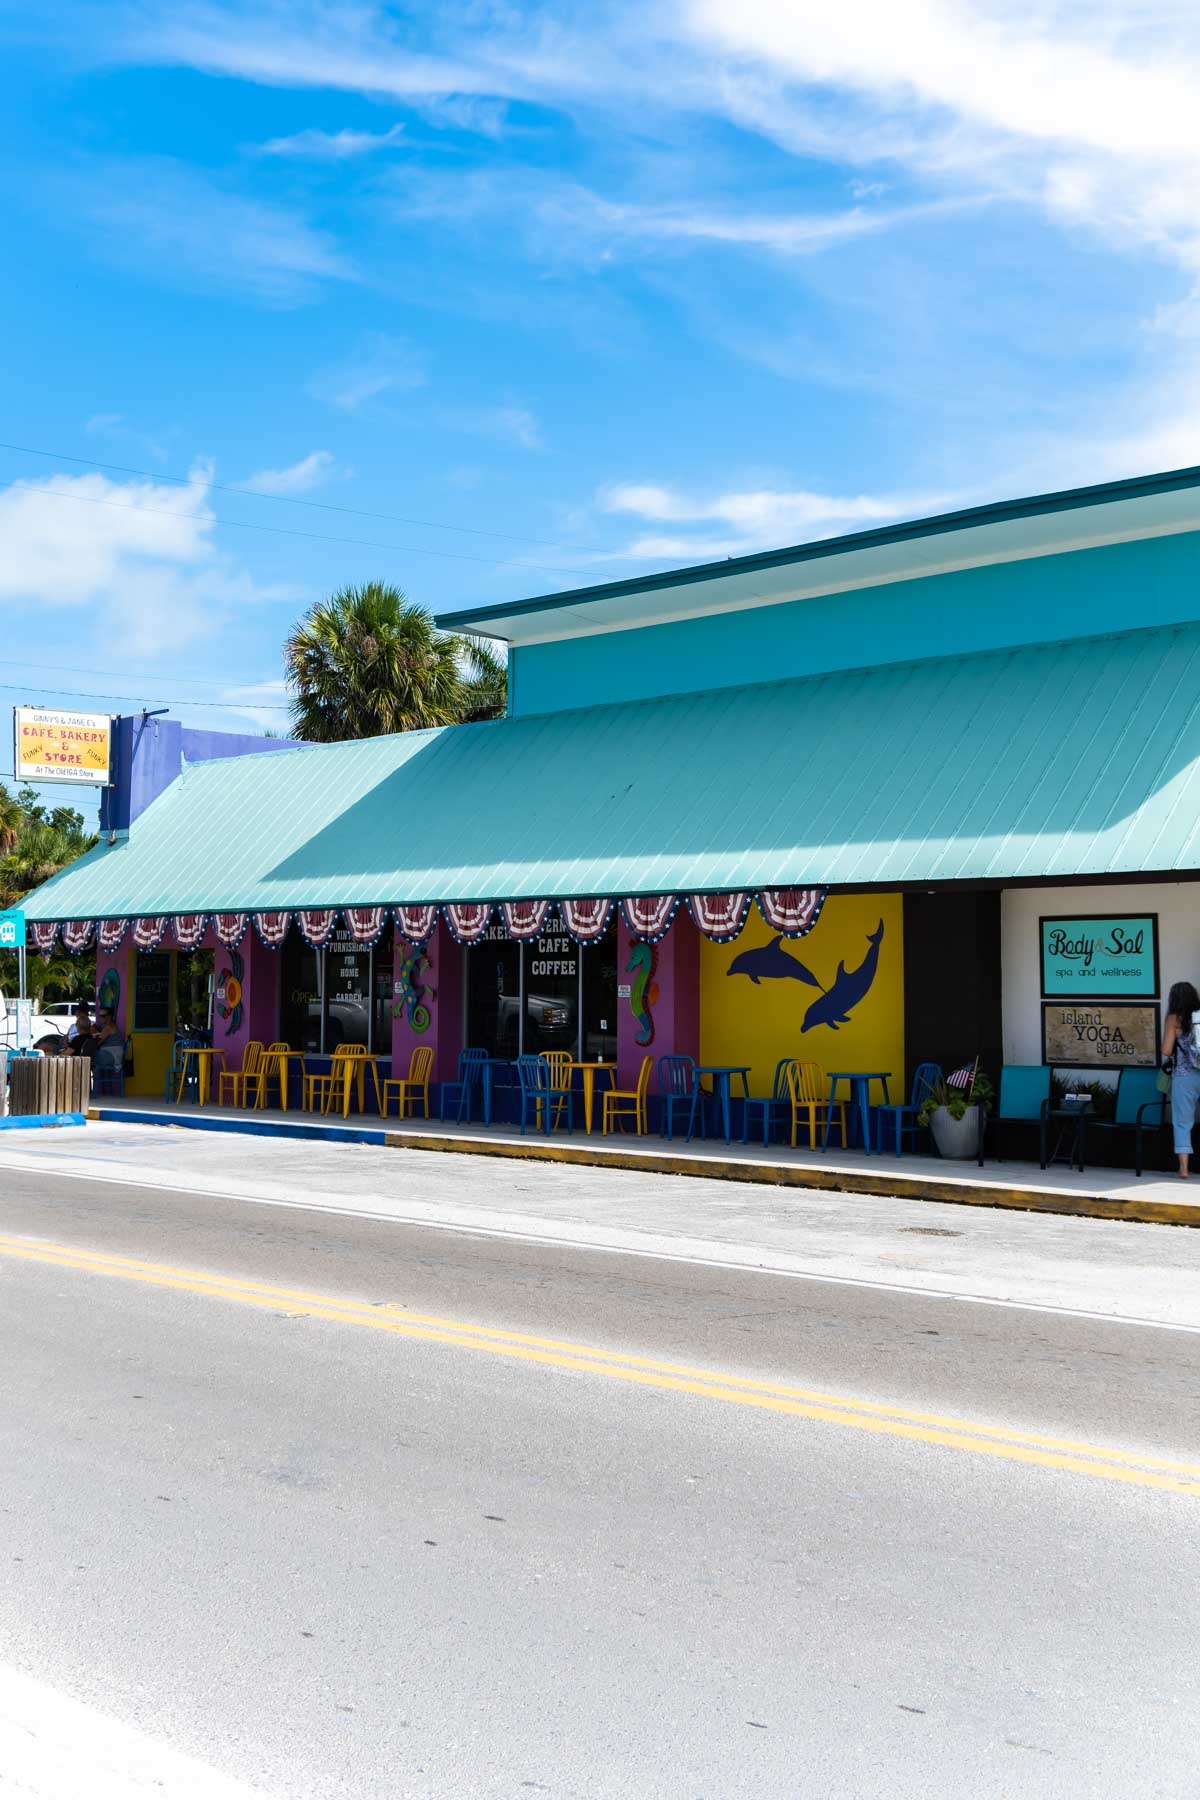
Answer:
7;1056;91;1116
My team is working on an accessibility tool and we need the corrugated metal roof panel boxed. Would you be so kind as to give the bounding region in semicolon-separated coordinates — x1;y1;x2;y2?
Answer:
23;623;1200;919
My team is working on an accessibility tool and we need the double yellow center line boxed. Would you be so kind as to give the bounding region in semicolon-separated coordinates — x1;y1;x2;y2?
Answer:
2;1232;1197;1497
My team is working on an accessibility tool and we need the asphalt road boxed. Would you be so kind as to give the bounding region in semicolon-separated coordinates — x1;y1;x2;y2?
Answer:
1;1164;1198;1799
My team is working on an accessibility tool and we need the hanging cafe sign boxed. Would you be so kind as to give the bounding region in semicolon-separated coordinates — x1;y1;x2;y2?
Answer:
30;887;828;956
14;707;113;785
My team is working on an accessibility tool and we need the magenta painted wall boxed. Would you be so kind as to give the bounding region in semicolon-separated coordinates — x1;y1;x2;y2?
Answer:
615;910;700;1088
391;921;461;1103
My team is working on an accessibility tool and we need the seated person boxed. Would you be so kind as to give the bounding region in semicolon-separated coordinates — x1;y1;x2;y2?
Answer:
66;1002;93;1051
75;1007;120;1063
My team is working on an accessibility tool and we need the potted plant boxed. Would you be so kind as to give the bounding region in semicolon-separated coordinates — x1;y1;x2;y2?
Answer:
918;1072;995;1159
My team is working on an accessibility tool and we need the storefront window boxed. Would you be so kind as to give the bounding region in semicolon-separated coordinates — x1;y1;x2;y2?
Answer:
278;926;390;1053
175;950;214;1038
522;929;578;1056
465;925;521;1057
326;930;370;1050
280;929;322;1052
580;927;617;1062
133;951;171;1032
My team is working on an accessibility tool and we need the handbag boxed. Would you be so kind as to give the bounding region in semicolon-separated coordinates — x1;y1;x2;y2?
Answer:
1156;1063;1172;1095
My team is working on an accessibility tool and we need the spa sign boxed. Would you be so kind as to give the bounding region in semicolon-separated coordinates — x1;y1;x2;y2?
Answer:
13;707;113;785
1040;913;1158;998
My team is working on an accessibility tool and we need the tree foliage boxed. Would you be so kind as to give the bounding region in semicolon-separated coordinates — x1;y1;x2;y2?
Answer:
0;785;98;1002
284;582;507;743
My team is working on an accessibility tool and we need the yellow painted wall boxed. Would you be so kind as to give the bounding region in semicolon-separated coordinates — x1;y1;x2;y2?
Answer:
700;892;905;1098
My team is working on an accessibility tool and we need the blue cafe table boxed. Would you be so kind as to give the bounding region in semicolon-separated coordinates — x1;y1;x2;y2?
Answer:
479;1057;517;1125
688;1064;752;1145
824;1071;892;1155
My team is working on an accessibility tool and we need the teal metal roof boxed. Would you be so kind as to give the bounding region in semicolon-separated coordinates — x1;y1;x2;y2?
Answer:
23;622;1200;920
437;464;1200;645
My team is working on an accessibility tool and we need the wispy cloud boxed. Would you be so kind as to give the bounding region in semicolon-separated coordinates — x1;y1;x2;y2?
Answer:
308;331;428;411
69;157;354;307
445;404;543;450
255;123;406;160
244;449;338;494
85;412;124;436
601;478;945;559
219;678;292;728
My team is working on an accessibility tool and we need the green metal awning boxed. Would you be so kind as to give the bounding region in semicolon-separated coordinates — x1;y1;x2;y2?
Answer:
22;622;1200;920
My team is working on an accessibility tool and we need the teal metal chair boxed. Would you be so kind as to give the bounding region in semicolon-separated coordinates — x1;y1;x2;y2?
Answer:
92;1037;127;1097
1085;1066;1167;1176
742;1058;797;1146
978;1065;1051;1166
876;1061;943;1156
165;1036;203;1102
516;1054;574;1136
439;1047;487;1122
658;1055;705;1140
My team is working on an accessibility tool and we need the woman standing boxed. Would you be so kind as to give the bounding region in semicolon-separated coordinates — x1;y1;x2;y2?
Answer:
1161;981;1200;1177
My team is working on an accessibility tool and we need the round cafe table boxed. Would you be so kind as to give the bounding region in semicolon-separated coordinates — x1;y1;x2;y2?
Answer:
823;1071;891;1154
566;1061;616;1134
175;1046;226;1107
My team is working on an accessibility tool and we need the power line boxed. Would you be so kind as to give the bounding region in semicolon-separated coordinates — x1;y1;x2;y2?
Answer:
0;654;276;691
0;681;291;710
0;438;608;555
0;476;590;579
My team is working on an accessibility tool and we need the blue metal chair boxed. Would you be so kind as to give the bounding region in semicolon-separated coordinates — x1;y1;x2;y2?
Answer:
875;1061;943;1156
978;1065;1051;1165
516;1054;574;1136
742;1058;798;1146
93;1038;127;1098
1085;1066;1167;1176
439;1047;487;1122
165;1036;203;1102
658;1055;705;1140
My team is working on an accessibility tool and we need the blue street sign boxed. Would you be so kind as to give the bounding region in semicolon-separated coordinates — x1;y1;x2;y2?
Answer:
0;909;26;950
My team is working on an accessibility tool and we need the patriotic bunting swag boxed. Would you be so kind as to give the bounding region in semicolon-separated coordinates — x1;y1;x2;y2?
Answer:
214;913;248;948
559;898;613;942
172;914;208;950
687;892;752;943
343;907;388;946
296;909;338;948
500;900;551;940
132;916;169;950
252;911;290;950
443;903;494;944
393;905;438;944
61;920;95;955
620;896;679;943
29;921;59;955
98;918;127;954
756;888;826;938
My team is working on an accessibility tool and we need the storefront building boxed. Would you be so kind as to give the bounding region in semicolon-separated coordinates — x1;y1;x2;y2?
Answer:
20;468;1200;1134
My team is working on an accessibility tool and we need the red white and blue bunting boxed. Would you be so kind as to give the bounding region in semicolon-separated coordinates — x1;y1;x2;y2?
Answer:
172;913;208;950
443;903;494;944
500;899;551;940
252;911;291;950
687;891;752;943
132;916;169;950
296;909;338;948
214;912;248;948
756;887;826;938
61;919;95;955
343;906;388;946
98;918;127;955
29;921;59;956
393;905;438;944
620;895;680;943
559;898;614;942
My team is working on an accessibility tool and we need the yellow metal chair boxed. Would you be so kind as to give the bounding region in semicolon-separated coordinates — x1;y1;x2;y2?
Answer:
257;1042;290;1110
382;1045;434;1120
218;1041;264;1109
304;1045;364;1117
787;1060;847;1149
603;1055;652;1136
539;1049;574;1130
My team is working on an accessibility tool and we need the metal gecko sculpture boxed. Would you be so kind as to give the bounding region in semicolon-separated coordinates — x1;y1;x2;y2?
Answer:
626;942;659;1046
394;942;435;1034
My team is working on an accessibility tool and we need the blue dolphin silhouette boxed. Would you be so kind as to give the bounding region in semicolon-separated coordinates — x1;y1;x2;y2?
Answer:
727;934;822;989
801;920;884;1032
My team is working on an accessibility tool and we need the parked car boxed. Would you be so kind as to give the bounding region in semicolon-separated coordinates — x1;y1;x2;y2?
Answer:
0;1000;78;1052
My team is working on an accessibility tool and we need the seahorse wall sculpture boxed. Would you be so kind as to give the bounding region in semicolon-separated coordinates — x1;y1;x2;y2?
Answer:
627;942;659;1046
394;942;435;1034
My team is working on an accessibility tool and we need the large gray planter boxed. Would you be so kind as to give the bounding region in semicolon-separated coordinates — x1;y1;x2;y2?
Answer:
929;1104;981;1160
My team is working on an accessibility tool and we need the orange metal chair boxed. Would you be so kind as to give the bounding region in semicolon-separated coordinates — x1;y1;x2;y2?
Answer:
218;1041;264;1109
787;1060;847;1149
603;1055;652;1136
383;1045;434;1120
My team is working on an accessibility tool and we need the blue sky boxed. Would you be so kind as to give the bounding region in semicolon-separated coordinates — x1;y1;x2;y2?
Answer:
1;1;1198;818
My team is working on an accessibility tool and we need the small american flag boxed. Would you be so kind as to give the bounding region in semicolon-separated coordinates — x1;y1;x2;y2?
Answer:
946;1059;979;1092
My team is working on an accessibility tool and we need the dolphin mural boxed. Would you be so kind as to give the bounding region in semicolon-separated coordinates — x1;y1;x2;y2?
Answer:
801;920;884;1032
727;934;823;988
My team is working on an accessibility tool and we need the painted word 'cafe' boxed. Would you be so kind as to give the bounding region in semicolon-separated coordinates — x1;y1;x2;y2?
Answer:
20;468;1200;1142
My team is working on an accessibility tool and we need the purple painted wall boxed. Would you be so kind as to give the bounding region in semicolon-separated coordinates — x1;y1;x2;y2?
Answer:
100;715;302;834
391;921;460;1107
616;910;700;1090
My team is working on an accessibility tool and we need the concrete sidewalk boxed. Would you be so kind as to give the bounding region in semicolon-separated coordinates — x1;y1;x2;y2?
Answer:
84;1093;1200;1227
2;1117;1199;1330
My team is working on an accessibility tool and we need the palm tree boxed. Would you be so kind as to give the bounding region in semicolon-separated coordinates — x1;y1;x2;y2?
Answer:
457;635;508;723
0;784;23;854
284;582;506;742
0;817;97;908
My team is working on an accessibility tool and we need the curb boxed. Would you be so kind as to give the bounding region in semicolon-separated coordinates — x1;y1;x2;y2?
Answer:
0;1112;88;1131
87;1106;1198;1228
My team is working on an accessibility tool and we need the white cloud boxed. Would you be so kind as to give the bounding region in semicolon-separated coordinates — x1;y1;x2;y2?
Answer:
309;332;428;411
85;412;124;435
601;479;945;558
255;123;406;159
470;405;543;450
0;469;291;655
218;678;293;729
244;449;337;494
73;158;354;307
